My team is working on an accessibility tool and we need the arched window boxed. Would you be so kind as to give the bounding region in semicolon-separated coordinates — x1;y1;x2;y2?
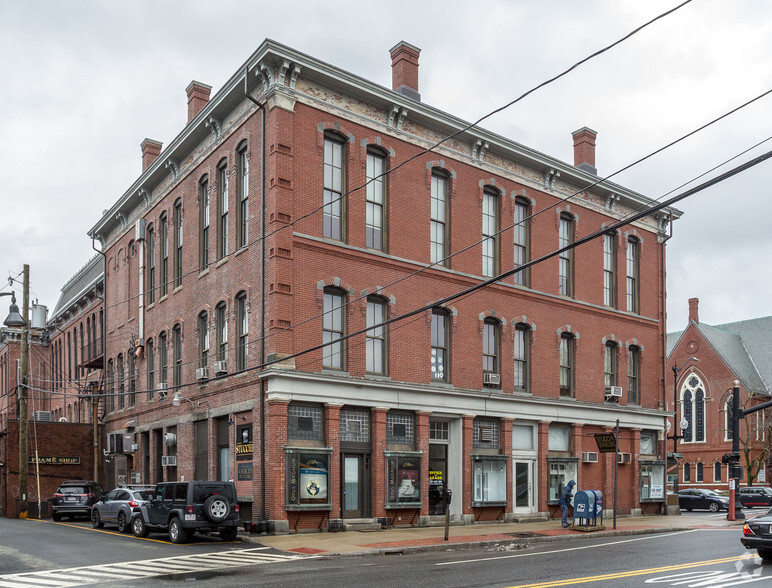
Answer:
366;296;387;375
482;318;500;381
216;302;227;362
217;159;229;260
627;345;640;404
366;147;387;251
514;323;530;392
513;196;530;286
236;291;248;371
560;333;574;397
604;341;617;388
558;213;575;297
107;358;115;413
117;353;125;411
236;141;249;249
482;187;499;277
681;374;706;443
159;331;168;386
199;175;210;270
323;132;346;241
323;288;346;369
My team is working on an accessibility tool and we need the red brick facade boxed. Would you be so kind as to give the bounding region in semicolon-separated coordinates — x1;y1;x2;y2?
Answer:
83;40;676;533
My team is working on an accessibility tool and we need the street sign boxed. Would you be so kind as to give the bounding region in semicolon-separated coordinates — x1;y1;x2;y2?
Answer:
594;433;617;453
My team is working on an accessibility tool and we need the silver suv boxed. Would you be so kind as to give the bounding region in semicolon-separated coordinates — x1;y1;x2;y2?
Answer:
131;481;241;543
91;486;154;532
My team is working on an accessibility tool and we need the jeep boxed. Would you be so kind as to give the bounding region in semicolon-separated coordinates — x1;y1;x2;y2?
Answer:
130;481;241;543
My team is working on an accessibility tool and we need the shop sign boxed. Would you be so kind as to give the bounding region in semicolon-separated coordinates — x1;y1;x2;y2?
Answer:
29;456;81;465
237;461;253;481
236;442;253;461
593;433;617;453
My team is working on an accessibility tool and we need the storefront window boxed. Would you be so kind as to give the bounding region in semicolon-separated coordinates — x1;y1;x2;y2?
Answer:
472;455;507;507
548;458;578;502
640;461;665;501
286;449;332;510
640;431;657;456
385;452;422;508
513;424;534;450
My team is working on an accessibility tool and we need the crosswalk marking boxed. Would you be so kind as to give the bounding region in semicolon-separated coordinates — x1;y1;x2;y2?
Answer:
0;547;312;587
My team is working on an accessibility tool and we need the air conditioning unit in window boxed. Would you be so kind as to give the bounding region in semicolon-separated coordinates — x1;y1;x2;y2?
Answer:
214;360;228;375
33;411;53;422
582;451;599;463
605;386;623;398
107;433;123;454
157;382;168;398
162;455;177;467
617;452;632;464
196;367;209;380
483;373;501;385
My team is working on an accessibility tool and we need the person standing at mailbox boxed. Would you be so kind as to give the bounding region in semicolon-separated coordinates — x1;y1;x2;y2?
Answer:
559;480;576;527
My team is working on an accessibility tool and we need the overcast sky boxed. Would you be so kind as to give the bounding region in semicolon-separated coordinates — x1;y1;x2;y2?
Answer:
1;0;771;333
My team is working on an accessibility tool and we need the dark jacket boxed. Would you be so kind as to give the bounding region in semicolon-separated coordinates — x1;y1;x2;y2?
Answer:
559;482;575;506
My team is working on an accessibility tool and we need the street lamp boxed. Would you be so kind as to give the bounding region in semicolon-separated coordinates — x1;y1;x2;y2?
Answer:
669;356;699;495
2;265;30;518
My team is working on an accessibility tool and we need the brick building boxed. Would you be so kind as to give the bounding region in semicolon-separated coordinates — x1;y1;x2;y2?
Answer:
87;40;680;533
667;298;772;491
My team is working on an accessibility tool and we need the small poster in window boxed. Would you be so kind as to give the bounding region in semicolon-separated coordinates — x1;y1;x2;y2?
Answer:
650;484;663;499
300;456;328;499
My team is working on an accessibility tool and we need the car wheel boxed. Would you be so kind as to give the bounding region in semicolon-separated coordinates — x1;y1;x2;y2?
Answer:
220;527;238;542
757;548;772;561
203;496;230;523
709;502;720;513
52;513;61;522
132;515;150;538
116;511;128;533
91;509;104;529
169;517;188;544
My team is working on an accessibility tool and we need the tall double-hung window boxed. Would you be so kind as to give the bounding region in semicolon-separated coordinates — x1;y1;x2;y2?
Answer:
558;213;574;297
160;213;169;297
482;319;500;383
236;291;248;371
173;200;183;288
603;233;616;307
430;172;449;266
236;143;249;249
559;333;574;397
218;160;229;259
513;197;530;286
627;346;640;404
482;188;499;277
627;237;640;313
323;134;345;241
366;296;386;375
198;311;209;369
199;177;209;270
366;149;386;251
147;224;155;304
514;323;530;392
322;288;345;369
216;302;227;362
431;310;449;382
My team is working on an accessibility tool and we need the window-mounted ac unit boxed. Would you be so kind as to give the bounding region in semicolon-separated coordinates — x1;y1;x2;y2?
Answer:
214;360;228;375
33;411;53;422
157;382;168;398
161;455;177;467
164;433;177;447
196;367;209;380
107;433;123;454
605;386;623;398
483;373;501;385
582;451;599;463
617;452;632;464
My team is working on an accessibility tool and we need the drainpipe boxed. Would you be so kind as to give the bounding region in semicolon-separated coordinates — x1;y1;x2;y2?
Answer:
660;213;673;511
91;237;107;485
244;67;268;528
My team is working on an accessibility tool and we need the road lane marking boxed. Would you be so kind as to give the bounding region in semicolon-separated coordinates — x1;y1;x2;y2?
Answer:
0;547;316;587
437;530;700;565
503;554;758;587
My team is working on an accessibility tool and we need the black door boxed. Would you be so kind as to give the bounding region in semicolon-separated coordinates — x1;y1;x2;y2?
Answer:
429;444;447;515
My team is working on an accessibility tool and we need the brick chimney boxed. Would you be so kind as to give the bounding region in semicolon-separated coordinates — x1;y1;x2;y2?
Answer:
572;127;598;175
390;41;421;101
141;138;163;172
688;297;699;324
186;80;212;123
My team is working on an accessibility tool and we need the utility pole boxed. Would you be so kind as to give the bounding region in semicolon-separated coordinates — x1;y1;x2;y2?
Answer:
18;264;29;518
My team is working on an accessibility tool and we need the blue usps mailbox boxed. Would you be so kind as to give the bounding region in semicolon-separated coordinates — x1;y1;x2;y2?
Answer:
573;490;603;527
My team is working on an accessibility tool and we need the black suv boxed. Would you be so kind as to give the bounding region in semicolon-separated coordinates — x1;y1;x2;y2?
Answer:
737;487;772;508
51;480;104;521
131;481;241;543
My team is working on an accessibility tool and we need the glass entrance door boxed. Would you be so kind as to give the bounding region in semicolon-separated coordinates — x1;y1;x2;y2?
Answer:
513;460;534;512
342;453;369;518
429;444;447;515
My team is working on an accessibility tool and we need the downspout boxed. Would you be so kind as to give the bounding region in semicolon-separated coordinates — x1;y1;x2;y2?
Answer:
660;212;674;513
245;67;268;527
91;237;107;485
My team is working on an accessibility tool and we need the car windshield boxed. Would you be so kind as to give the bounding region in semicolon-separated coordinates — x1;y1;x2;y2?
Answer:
701;489;720;496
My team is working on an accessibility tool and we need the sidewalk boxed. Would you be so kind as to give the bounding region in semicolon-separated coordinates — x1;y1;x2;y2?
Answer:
242;513;745;557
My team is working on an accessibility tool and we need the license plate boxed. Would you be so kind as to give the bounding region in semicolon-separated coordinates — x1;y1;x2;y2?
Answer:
66;497;76;502
185;514;196;521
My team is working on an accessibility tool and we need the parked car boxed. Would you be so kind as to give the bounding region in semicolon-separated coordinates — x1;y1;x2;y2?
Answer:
91;486;154;532
741;507;772;560
51;480;105;521
131;481;241;544
677;488;730;512
737;487;772;508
